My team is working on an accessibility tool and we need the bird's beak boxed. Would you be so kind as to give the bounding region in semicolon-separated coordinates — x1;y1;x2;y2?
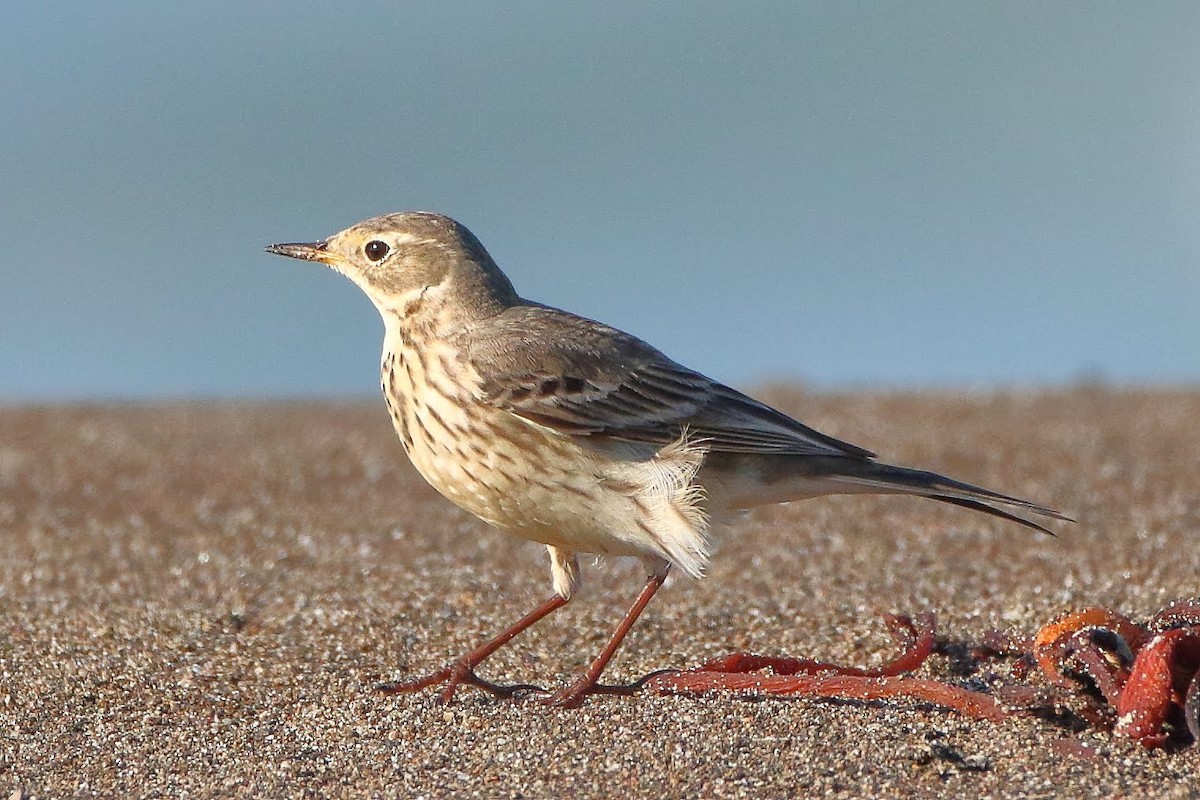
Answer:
264;240;338;265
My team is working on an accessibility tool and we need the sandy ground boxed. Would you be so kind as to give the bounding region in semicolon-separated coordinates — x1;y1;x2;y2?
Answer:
2;388;1198;799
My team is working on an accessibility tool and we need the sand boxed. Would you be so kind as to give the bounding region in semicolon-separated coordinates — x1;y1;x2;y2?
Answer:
2;388;1198;798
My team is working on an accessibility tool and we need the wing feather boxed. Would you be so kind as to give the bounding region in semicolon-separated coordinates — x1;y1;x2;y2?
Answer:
461;305;873;458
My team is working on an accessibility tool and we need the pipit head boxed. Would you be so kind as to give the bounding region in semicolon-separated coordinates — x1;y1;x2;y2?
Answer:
266;212;517;318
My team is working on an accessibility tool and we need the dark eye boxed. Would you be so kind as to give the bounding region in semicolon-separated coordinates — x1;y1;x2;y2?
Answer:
364;240;390;262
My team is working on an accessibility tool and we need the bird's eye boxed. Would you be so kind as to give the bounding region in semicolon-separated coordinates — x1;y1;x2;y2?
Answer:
364;240;390;262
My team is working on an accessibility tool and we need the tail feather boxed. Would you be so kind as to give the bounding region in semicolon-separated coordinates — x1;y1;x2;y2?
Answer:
826;461;1071;535
927;494;1057;536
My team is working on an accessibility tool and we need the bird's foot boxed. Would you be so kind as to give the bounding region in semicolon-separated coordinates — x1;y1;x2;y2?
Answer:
520;673;664;708
376;662;542;703
538;677;593;709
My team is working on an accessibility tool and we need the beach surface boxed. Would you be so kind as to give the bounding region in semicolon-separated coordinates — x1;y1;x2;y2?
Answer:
3;388;1198;798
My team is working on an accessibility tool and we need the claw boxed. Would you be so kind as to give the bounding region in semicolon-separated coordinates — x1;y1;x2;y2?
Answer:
1032;607;1147;688
1114;627;1200;748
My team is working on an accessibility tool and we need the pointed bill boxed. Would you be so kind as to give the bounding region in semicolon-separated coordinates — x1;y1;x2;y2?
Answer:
265;240;338;265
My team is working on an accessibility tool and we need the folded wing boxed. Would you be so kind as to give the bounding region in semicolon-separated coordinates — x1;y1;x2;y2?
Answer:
463;304;873;458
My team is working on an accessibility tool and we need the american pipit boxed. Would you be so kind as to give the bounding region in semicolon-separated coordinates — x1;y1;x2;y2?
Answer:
266;212;1067;707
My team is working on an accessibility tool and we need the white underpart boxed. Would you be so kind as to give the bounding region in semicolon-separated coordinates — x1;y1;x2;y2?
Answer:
372;279;448;321
548;545;581;598
602;430;711;581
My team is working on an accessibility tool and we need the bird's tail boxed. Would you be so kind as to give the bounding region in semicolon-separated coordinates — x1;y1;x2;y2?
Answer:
822;460;1071;535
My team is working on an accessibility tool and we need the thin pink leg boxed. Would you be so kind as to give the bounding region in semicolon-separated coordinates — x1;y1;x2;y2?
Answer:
377;593;569;702
545;571;667;708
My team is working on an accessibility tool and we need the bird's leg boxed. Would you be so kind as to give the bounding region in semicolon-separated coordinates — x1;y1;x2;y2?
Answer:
545;570;668;708
376;592;569;703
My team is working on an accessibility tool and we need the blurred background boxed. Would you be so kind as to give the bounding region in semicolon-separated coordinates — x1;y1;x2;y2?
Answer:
3;2;1197;400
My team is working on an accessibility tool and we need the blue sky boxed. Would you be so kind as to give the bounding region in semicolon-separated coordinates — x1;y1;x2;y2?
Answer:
3;3;1198;399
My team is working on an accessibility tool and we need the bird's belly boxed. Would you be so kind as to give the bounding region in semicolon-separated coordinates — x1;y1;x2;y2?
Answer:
400;403;650;557
381;343;706;566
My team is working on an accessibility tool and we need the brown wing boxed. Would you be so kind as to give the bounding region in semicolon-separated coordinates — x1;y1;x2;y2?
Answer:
460;304;873;458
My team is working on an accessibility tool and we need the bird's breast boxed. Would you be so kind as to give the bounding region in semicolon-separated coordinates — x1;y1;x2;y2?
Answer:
377;332;711;575
381;334;583;533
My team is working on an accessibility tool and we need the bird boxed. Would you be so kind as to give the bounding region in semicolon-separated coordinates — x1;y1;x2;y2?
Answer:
266;211;1068;707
